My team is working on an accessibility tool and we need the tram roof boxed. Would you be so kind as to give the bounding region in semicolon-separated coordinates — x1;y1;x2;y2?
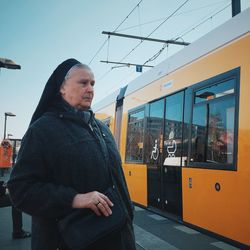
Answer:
93;7;250;112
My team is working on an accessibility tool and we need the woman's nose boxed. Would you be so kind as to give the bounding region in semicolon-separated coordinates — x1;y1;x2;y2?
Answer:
86;83;94;92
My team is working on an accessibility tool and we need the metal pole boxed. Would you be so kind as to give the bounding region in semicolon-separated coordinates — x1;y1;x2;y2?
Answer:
100;60;154;68
3;114;7;139
232;0;241;17
102;31;190;46
3;112;16;139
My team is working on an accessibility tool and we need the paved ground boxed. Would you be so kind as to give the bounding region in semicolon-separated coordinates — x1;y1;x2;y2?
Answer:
0;170;245;250
133;206;243;250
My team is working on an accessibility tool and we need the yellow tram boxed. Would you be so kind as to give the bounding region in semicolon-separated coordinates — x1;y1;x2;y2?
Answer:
93;8;250;248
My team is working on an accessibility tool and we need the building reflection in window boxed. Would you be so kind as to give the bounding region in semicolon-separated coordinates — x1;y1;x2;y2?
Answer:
191;79;235;165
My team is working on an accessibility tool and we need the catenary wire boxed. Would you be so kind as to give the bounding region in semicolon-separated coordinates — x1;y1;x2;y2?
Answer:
173;2;231;40
97;0;189;82
118;0;190;63
142;2;231;65
116;0;228;32
97;0;229;90
88;0;143;65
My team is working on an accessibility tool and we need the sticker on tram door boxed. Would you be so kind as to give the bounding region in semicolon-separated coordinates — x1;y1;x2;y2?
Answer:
151;140;159;160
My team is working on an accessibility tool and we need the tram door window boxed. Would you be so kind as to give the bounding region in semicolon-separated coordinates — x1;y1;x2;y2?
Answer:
125;109;145;162
162;91;184;216
146;99;164;209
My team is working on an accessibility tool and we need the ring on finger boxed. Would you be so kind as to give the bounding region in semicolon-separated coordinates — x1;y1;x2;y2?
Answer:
95;201;101;206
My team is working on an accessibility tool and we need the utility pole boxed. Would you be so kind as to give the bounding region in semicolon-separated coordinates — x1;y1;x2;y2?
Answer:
232;0;241;17
3;112;16;139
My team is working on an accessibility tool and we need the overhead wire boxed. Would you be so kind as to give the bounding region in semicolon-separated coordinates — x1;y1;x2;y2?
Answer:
137;2;142;37
147;0;190;39
116;0;228;33
99;2;144;84
118;0;190;63
98;0;190;93
144;1;230;65
89;39;109;65
174;0;228;16
113;0;143;32
97;0;230;88
143;43;168;65
97;2;143;94
89;0;143;65
173;2;231;40
97;0;190;84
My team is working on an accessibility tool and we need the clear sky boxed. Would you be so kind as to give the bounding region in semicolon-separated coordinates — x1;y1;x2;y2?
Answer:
1;0;249;139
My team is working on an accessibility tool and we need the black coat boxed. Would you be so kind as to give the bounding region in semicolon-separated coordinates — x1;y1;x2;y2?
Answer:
8;104;135;250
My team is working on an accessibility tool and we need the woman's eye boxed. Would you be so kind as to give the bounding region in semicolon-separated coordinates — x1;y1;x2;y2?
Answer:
80;81;87;85
78;81;95;87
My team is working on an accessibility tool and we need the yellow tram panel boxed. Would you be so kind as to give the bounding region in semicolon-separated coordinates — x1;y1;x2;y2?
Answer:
95;103;116;134
119;113;148;206
181;34;250;245
182;168;250;246
123;163;147;206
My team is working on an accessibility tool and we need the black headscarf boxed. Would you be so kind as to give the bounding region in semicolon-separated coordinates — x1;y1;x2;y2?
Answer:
30;58;81;125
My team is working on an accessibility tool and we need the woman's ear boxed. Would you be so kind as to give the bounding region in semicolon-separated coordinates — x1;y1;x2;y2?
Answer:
60;84;65;96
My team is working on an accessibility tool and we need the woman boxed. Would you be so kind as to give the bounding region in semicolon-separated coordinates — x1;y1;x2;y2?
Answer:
8;58;136;250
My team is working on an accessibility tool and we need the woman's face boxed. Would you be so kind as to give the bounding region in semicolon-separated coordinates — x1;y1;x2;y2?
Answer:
60;67;95;110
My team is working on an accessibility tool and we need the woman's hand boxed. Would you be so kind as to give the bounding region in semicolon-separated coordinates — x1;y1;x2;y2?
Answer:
72;191;114;217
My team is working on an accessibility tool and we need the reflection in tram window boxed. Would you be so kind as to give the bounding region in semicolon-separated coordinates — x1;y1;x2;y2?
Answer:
195;79;234;103
191;78;236;167
164;92;184;166
126;109;145;162
145;99;164;164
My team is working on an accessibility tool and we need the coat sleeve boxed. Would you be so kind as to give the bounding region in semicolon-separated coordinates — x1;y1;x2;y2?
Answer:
7;128;78;219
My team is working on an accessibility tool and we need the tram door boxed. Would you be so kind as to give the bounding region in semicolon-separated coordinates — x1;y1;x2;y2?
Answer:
162;91;184;217
147;99;164;209
147;92;184;217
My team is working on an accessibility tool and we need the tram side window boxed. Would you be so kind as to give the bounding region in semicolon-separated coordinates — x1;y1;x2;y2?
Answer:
126;109;145;162
190;78;236;168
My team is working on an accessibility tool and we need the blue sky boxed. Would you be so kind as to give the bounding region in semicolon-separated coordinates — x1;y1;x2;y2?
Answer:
1;0;249;139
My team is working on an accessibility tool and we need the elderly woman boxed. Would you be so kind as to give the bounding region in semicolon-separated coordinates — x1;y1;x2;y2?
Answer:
8;59;136;250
